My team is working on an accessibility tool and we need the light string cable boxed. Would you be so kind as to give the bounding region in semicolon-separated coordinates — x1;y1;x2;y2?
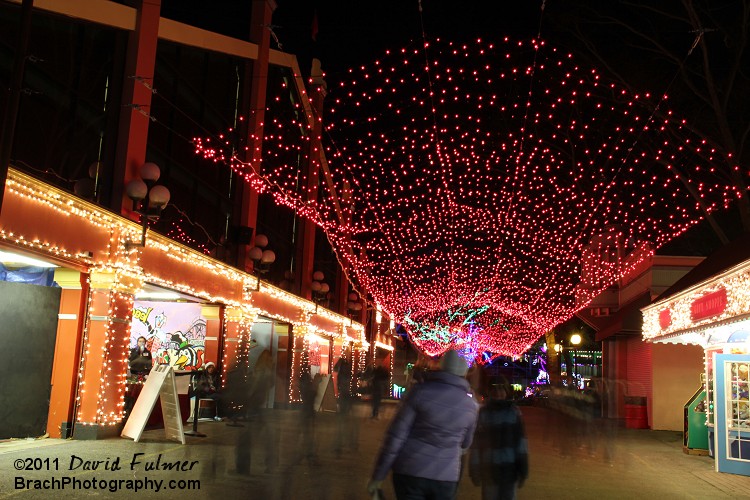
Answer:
131;76;329;245
300;91;419;320
317;34;555;352
302;2;453;323
492;0;550;312
583;29;706;215
476;0;550;341
129;75;250;247
7;74;229;253
416;0;459;306
282;18;719;354
300;49;437;318
528;29;710;315
501;0;548;225
165;203;220;247
312;106;417;317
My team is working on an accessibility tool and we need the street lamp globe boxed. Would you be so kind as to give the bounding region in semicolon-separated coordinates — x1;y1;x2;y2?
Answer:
147;185;171;209
570;333;582;346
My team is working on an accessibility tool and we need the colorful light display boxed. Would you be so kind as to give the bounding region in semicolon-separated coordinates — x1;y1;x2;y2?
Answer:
196;37;745;356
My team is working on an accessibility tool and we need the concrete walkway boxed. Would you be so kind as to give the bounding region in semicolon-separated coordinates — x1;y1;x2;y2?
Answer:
1;402;748;499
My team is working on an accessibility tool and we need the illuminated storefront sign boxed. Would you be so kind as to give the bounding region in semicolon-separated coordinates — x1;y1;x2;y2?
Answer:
690;287;727;322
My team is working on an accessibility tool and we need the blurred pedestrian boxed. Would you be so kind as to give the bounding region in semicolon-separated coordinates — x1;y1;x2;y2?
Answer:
235;350;276;474
223;360;250;423
469;375;528;500
188;361;222;421
367;350;479;500
467;358;490;401
296;366;320;465
333;356;358;456
370;359;390;420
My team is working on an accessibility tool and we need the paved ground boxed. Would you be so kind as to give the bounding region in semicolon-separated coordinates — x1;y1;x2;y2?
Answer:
1;401;749;499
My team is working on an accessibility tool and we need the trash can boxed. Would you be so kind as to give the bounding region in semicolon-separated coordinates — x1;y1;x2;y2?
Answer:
624;396;648;429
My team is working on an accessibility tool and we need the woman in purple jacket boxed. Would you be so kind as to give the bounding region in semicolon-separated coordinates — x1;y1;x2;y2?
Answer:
367;350;479;499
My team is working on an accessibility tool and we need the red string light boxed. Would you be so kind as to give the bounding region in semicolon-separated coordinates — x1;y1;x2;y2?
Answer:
195;38;745;357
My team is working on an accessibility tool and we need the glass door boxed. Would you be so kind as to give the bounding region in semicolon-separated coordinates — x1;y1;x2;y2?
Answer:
714;354;750;476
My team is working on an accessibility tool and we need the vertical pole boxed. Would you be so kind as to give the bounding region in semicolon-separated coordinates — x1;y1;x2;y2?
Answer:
0;0;33;215
572;348;576;386
111;0;161;217
294;64;325;300
236;0;276;273
335;180;353;314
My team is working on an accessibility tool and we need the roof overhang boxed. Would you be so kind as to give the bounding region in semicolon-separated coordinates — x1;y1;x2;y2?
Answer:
642;257;750;346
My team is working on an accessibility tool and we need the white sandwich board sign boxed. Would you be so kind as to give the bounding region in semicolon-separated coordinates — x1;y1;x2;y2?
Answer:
121;364;185;444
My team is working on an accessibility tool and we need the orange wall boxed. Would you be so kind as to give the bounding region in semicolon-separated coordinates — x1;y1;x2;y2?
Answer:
1;177;116;261
651;343;703;431
139;245;242;303
47;285;86;437
76;290;110;423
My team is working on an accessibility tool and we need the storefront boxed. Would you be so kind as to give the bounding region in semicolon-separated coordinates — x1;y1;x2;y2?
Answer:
0;169;369;439
642;258;750;476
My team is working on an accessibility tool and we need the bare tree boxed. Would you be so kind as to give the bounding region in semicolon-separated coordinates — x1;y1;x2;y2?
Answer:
546;0;750;243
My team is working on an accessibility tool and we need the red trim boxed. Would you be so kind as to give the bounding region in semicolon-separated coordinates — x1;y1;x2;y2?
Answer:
658;308;672;330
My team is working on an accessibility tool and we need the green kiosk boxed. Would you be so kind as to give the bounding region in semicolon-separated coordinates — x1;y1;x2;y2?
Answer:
683;382;709;455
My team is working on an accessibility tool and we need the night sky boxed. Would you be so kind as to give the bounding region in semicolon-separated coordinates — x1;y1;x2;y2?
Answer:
274;1;545;82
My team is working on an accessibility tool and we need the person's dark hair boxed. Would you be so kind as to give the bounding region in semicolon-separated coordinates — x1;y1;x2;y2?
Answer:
489;375;512;400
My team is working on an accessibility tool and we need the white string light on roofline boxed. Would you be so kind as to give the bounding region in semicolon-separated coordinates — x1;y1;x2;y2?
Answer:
3;171;370;423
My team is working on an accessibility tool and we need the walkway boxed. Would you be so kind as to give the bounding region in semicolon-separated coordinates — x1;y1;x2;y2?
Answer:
1;402;748;499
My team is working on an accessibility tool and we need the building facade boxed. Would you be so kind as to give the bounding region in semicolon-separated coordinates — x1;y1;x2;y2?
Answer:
575;227;705;430
643;250;750;476
0;0;394;440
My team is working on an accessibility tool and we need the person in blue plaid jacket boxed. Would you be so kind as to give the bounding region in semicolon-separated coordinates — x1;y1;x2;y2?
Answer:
469;375;529;500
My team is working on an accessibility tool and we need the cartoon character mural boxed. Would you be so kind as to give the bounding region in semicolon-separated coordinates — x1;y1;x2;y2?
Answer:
131;301;206;371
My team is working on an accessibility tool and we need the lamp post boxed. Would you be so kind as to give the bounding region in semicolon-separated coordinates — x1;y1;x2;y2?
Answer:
311;271;330;312
124;162;170;249
570;333;582;388
248;234;275;289
347;292;363;318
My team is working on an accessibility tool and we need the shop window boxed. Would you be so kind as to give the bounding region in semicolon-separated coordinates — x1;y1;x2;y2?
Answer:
308;334;330;377
728;362;750;431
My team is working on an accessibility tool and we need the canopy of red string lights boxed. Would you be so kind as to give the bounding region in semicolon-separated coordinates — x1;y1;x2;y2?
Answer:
196;37;743;358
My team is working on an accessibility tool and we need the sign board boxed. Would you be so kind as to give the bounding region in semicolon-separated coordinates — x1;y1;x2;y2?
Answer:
121;365;185;444
320;375;338;412
314;374;331;412
658;309;672;330
690;287;727;322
